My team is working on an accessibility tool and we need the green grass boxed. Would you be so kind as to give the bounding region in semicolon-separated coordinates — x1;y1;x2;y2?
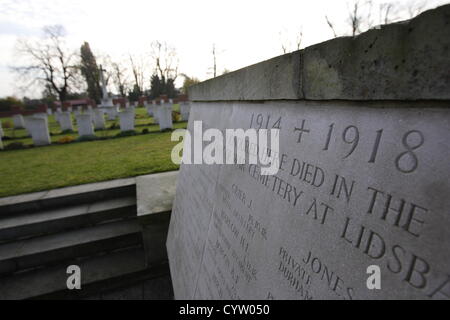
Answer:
0;107;187;198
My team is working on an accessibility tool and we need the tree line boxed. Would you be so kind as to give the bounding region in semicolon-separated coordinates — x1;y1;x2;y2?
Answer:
13;25;199;105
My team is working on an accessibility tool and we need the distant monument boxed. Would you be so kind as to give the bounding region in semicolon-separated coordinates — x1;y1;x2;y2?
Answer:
98;65;116;119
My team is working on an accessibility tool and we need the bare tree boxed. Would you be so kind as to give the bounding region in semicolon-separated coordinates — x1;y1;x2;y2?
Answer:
111;60;129;97
325;0;403;38
129;54;145;95
212;44;217;78
325;15;338;38
13;25;79;103
279;27;303;53
379;2;396;25
295;29;304;51
150;41;179;82
405;0;427;18
209;44;226;78
347;1;370;37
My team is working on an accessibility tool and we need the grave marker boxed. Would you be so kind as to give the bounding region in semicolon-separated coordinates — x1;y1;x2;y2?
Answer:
25;117;51;146
59;112;74;132
12;115;25;129
119;109;135;132
93;109;106;130
76;114;95;137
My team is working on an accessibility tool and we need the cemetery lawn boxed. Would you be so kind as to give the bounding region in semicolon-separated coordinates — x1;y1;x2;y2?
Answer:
0;129;184;198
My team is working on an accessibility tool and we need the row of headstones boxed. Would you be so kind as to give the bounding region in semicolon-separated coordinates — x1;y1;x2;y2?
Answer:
1;101;191;148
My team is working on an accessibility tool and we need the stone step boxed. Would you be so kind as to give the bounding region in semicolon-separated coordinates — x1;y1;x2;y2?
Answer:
0;246;164;300
0;177;137;217
0;220;142;275
0;197;137;243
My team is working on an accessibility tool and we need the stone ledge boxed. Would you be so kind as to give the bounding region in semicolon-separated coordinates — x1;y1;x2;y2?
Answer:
189;4;450;102
189;51;303;101
136;171;179;218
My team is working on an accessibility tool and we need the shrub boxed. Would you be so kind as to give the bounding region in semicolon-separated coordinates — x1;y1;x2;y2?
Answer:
172;111;181;122
58;136;75;144
116;130;137;138
76;135;98;142
142;128;150;134
108;123;118;130
4;142;27;150
2;121;12;129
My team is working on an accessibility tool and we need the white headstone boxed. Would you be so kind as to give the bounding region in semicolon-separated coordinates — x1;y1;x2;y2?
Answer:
47;109;53;115
85;108;94;118
76;114;95;137
0;134;3;150
180;102;191;121
59;112;74;132
93;109;106;130
158;104;173;131
119;109;135;132
106;106;118;120
153;105;160;124
68;107;73;112
25;116;51;146
146;105;154;117
33;113;48;120
55;110;62;122
74;108;81;116
0;121;4;138
12;114;25;129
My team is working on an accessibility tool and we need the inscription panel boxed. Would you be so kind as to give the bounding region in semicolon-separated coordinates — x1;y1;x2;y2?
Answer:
167;101;450;300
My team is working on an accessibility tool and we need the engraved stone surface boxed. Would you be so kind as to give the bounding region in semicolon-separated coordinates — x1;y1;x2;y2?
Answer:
167;5;450;301
167;101;450;300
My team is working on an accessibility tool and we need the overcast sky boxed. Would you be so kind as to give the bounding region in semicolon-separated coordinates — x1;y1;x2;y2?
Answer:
0;0;448;98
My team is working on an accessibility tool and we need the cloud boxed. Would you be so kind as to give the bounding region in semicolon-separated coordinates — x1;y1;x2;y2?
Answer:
0;21;39;36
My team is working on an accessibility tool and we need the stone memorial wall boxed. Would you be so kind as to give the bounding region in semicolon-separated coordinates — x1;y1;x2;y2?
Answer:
167;6;450;300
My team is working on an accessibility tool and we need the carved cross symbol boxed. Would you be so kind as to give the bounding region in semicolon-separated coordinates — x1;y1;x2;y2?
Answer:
294;120;311;144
